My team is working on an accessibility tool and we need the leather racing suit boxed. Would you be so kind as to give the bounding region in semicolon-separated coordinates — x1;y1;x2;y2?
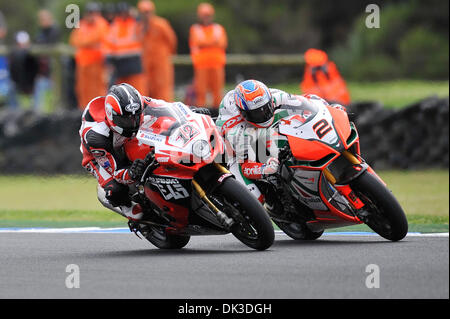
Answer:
79;95;174;220
215;88;340;202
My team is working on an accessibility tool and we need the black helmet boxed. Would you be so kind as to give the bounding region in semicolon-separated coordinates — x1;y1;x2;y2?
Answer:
105;83;144;138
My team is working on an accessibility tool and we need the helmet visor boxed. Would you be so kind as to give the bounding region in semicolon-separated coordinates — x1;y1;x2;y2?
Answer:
242;101;274;124
112;112;142;132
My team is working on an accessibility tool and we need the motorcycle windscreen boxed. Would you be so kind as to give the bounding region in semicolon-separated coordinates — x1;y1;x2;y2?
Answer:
141;103;189;136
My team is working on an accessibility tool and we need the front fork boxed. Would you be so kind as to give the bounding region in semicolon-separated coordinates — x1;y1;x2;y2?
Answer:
323;151;366;210
192;163;235;229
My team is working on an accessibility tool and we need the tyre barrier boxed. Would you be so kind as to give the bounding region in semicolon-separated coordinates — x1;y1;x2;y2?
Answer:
347;96;449;169
0;109;84;174
0;96;448;174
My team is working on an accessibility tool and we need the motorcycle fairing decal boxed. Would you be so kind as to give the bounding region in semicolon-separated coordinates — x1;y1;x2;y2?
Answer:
317;174;362;223
137;111;222;167
174;123;200;146
292;171;320;196
138;131;165;144
145;174;192;224
279;106;340;146
147;176;190;201
290;170;328;210
143;186;189;228
155;183;189;201
174;102;191;118
334;184;365;209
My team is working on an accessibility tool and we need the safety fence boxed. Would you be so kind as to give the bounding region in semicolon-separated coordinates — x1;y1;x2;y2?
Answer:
0;44;305;108
0;96;447;175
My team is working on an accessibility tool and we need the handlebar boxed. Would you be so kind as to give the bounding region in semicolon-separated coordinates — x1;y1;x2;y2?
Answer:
278;145;293;163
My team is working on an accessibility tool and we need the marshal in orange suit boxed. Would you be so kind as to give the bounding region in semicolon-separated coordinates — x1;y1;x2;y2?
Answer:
137;1;177;101
69;4;109;109
104;3;145;93
300;48;351;106
189;3;227;108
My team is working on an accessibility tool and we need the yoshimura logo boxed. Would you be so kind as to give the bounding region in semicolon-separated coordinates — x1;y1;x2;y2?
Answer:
124;103;140;113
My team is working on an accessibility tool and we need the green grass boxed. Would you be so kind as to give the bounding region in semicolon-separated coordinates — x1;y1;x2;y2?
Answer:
0;170;448;232
0;210;124;228
225;80;449;109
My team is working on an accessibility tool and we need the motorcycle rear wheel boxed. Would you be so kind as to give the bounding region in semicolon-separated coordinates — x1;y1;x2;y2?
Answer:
273;220;324;240
144;225;191;249
217;178;274;250
350;171;408;241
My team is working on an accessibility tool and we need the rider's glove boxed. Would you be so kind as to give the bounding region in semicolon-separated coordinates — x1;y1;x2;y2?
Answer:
261;157;280;177
278;146;292;162
128;159;147;181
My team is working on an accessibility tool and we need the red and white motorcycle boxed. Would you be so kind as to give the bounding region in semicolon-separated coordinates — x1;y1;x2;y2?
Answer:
124;102;274;250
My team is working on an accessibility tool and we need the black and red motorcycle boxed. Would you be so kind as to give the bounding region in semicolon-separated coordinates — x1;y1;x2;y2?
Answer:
124;103;274;250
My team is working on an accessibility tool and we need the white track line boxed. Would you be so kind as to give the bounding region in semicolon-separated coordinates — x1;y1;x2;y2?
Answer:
0;227;447;237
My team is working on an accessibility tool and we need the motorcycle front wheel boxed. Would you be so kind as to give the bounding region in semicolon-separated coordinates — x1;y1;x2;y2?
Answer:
216;178;275;250
350;171;408;241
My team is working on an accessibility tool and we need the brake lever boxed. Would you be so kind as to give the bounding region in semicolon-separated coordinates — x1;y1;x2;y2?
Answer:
140;158;158;184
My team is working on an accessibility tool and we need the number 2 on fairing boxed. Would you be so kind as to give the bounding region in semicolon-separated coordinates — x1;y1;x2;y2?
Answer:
313;119;332;139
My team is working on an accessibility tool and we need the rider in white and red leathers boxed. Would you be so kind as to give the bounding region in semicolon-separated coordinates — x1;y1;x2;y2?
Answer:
80;83;210;221
80;83;171;221
215;79;345;203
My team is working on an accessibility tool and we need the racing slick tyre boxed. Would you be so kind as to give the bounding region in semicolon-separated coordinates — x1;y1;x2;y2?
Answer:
273;220;324;240
217;178;275;250
350;171;408;241
144;225;191;249
219;178;275;250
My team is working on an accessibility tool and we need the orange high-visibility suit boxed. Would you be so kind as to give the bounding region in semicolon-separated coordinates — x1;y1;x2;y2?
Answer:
70;15;108;109
104;16;145;92
139;15;177;101
189;22;227;107
300;48;351;105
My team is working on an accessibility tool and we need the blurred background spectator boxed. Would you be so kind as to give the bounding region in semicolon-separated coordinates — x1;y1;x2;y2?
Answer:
102;3;117;25
0;10;5;42
300;48;351;105
189;2;227;108
34;9;61;112
138;0;177;101
0;10;9;106
7;31;38;109
0;0;447;110
69;2;108;109
104;2;145;92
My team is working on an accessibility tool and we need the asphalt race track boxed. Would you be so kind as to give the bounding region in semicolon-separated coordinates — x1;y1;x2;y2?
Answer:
0;231;448;299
